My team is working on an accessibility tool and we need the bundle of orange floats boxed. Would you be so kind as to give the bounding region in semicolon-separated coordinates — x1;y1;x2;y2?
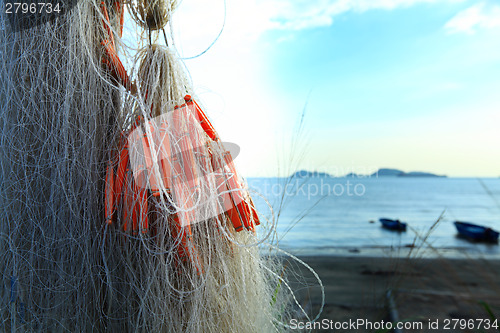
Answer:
100;1;260;273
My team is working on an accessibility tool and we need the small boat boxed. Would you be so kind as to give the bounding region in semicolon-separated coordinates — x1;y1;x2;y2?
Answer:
454;221;499;243
379;218;407;232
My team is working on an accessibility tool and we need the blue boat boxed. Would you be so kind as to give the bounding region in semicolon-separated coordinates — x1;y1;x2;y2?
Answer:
454;221;499;243
379;218;407;232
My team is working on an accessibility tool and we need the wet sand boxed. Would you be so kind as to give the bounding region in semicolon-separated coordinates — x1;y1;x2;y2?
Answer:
287;255;500;332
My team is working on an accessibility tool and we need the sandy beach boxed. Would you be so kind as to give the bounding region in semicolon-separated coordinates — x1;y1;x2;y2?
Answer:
286;255;500;332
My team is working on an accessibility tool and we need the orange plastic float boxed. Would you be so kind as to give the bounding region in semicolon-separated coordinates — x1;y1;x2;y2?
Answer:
100;2;259;274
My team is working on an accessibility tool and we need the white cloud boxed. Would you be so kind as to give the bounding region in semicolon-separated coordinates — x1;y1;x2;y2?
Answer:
173;0;461;47
445;3;500;34
254;0;459;31
169;0;465;60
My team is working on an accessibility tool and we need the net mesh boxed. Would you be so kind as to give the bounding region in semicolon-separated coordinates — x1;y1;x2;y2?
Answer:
0;0;321;331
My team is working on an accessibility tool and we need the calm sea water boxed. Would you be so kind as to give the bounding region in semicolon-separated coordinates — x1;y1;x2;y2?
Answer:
247;177;500;257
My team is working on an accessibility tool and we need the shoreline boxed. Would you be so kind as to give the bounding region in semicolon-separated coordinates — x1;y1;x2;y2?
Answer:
273;245;500;259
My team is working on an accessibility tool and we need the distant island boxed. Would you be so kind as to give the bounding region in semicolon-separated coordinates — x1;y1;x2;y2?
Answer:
292;168;446;178
371;168;447;178
345;168;447;178
292;170;333;178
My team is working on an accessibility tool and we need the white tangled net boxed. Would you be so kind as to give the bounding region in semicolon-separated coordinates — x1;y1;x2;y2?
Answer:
0;0;323;331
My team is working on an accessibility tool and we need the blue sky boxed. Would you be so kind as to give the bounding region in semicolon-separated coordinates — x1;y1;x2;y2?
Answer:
167;0;500;177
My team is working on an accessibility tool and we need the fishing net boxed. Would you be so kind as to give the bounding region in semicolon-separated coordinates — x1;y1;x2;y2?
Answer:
0;0;321;331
